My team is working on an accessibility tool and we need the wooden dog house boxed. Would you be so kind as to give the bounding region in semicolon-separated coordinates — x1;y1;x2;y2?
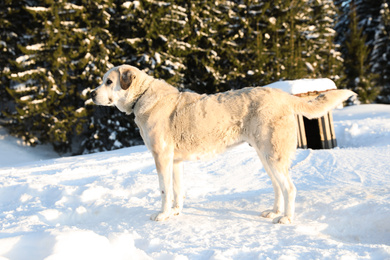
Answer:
266;78;339;149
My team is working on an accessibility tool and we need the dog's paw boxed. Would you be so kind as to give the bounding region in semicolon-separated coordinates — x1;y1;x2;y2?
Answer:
150;211;171;221
272;216;292;224
261;210;281;219
171;206;182;216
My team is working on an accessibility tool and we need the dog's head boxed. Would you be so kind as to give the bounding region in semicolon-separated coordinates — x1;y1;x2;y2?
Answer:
91;65;144;113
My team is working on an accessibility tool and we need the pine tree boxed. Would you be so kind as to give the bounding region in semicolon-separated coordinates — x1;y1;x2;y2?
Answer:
341;3;379;103
304;0;343;84
114;0;182;84
78;0;146;154
7;0;118;153
206;1;240;91
370;1;390;103
335;0;387;102
217;1;271;89
281;0;308;80
216;0;343;90
0;1;14;118
181;0;225;93
116;0;223;94
255;0;313;82
6;2;56;147
73;0;145;154
0;0;40;119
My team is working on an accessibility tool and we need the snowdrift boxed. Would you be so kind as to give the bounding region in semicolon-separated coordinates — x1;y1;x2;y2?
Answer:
0;104;390;259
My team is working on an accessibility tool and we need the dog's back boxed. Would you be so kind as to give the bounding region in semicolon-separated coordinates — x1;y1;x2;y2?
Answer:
169;87;294;161
169;87;354;163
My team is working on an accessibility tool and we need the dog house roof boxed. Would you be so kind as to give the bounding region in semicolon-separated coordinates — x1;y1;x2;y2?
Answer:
264;78;337;95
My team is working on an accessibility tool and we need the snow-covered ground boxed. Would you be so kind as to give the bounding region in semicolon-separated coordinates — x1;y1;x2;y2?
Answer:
0;127;59;168
0;104;390;260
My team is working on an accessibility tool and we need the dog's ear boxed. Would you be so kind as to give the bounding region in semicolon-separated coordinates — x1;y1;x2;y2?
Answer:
119;68;136;90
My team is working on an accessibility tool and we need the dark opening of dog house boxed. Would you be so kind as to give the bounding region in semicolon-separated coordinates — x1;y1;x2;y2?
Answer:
265;78;340;150
296;112;337;149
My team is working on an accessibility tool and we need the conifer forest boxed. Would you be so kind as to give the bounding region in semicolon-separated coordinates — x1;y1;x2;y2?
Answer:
1;0;389;154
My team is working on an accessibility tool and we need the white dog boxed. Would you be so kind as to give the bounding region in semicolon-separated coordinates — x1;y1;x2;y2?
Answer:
91;65;355;224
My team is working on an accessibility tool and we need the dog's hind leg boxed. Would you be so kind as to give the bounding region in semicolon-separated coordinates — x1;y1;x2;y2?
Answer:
268;165;296;224
257;149;296;224
150;151;174;221
255;114;297;224
172;161;184;216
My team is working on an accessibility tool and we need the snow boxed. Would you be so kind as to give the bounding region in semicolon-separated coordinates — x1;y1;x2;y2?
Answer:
265;78;337;95
0;104;390;259
11;68;46;80
26;43;45;51
63;3;84;10
0;127;58;167
25;7;50;12
122;2;133;9
15;55;35;66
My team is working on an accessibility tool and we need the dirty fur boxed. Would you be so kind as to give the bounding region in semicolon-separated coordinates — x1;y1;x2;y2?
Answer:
91;65;356;224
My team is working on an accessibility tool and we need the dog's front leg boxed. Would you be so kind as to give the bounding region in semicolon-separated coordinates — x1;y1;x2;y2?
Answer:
150;152;174;221
172;161;183;216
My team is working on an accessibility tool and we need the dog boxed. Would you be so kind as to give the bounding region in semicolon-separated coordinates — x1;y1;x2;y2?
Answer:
91;65;355;224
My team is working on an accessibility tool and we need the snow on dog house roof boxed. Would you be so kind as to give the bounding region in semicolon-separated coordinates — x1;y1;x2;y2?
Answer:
264;78;337;96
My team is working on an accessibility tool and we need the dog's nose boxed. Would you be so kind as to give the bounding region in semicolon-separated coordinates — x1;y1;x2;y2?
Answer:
90;90;97;99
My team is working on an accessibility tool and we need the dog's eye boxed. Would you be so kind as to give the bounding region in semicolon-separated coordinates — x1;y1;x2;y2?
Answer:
106;79;112;85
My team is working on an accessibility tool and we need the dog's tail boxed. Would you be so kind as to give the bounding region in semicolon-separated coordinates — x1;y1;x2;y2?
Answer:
292;89;356;119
